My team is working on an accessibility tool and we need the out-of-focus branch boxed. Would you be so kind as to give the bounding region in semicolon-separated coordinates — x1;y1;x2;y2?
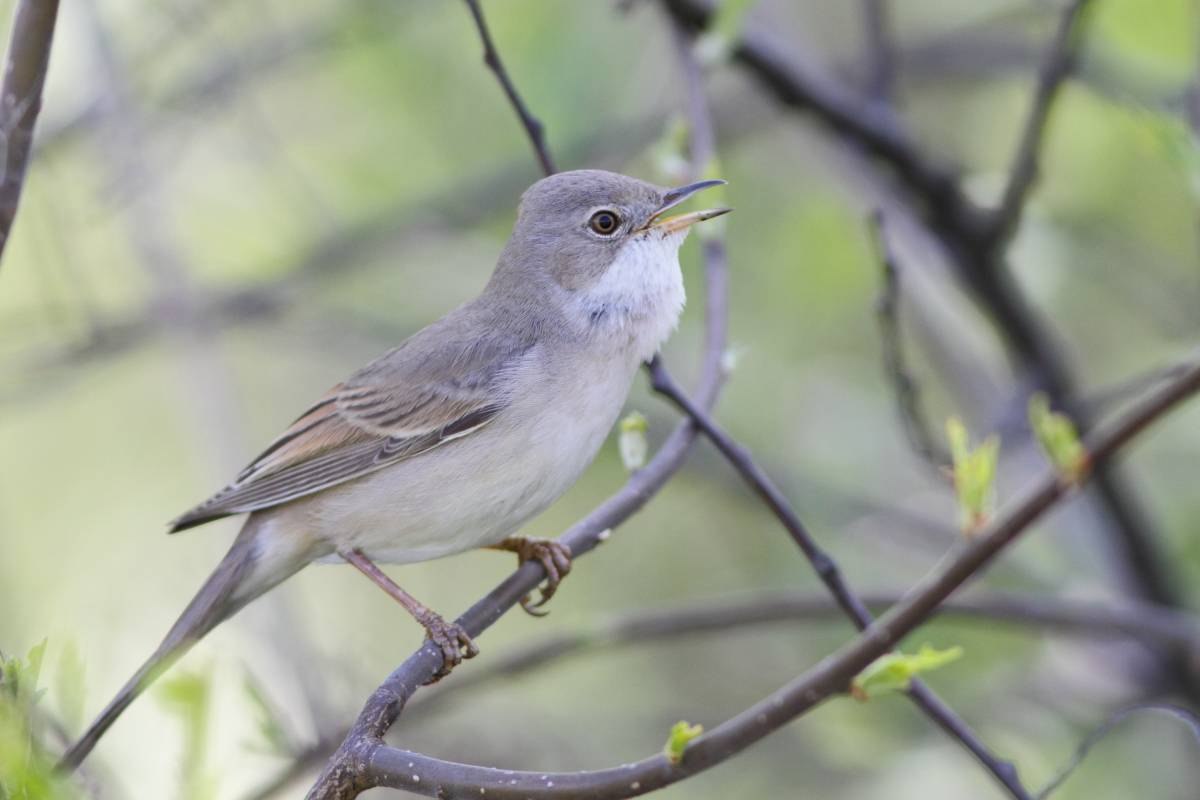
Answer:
663;0;1197;704
986;0;1093;249
462;0;556;175
348;353;1200;799
860;0;895;105
661;27;1030;797
1036;703;1200;799
0;0;61;264
871;210;952;470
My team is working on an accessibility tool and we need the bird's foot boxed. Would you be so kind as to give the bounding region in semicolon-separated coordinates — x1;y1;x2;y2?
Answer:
492;537;573;616
418;611;478;682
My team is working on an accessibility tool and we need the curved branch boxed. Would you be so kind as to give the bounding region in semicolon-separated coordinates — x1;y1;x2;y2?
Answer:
356;352;1200;799
662;0;1197;704
462;0;556;175
986;0;1094;247
648;356;1030;798
244;586;1200;799
0;0;61;264
306;6;730;796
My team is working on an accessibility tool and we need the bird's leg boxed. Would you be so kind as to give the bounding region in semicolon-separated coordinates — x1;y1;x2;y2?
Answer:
487;537;573;616
339;548;478;679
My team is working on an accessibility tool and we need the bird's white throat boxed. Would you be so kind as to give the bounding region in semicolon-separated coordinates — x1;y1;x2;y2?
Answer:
571;229;687;363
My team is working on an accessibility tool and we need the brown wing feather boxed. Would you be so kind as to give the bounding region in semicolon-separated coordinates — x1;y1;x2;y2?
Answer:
169;327;531;532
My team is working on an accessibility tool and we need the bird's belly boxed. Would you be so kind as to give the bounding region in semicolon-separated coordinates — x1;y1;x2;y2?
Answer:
305;355;636;564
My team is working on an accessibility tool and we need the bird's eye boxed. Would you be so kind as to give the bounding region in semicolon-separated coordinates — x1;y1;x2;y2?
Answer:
588;210;621;236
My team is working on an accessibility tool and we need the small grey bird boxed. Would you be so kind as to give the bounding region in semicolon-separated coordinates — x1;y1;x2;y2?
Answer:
61;169;728;769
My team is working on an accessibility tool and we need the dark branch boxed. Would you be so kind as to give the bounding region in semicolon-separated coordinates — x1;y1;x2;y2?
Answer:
0;0;61;264
861;0;896;105
1036;704;1200;799
663;0;1196;704
247;587;1200;799
870;210;952;470
462;0;557;175
986;0;1094;248
306;11;729;794
647;356;1030;799
661;0;986;242
352;353;1200;799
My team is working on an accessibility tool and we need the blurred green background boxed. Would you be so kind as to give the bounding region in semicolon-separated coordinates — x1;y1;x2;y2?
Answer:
3;0;1200;797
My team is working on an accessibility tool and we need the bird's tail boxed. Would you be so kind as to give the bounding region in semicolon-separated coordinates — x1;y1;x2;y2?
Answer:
58;519;298;771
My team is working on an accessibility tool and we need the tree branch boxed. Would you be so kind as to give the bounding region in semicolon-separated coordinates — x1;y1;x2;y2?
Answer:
306;6;731;796
351;352;1200;799
860;0;896;105
0;0;61;264
647;355;1030;798
661;0;1197;704
986;0;1094;248
246;587;1200;799
870;210;952;470
462;0;556;175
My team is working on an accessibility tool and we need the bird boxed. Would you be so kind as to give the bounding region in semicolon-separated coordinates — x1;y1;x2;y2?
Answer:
59;169;729;770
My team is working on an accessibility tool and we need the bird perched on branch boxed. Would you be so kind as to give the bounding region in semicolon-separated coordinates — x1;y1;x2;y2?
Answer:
61;169;729;769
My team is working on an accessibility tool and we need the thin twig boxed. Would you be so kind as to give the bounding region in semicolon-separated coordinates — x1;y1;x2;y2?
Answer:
306;10;730;794
0;0;61;264
246;587;1200;799
1036;704;1200;799
870;210;952;470
661;0;1198;705
353;353;1200;798
987;0;1093;247
647;356;1030;799
665;27;1024;796
462;0;556;175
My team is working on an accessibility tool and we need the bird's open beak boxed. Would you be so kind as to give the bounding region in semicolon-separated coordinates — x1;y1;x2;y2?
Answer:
640;179;732;234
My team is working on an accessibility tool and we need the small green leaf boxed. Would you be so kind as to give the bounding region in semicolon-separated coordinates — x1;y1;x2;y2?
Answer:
851;644;964;701
1028;393;1089;482
946;417;1000;534
663;720;704;764
618;411;649;473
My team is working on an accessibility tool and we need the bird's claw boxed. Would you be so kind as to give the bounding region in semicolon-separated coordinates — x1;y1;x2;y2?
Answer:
420;613;478;683
512;538;573;616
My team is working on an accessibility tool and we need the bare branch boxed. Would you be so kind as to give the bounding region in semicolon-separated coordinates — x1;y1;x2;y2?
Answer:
462;0;556;175
307;8;730;795
661;0;984;240
246;587;1200;799
352;353;1200;799
871;210;953;470
647;356;1030;799
662;0;1197;703
861;0;896;105
0;0;61;264
1036;704;1200;799
987;0;1094;248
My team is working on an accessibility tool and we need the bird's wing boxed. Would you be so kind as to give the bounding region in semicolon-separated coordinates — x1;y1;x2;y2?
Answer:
169;328;532;532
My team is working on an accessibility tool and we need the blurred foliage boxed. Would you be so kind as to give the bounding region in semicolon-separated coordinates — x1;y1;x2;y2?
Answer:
0;644;71;800
2;0;1200;798
157;670;217;800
